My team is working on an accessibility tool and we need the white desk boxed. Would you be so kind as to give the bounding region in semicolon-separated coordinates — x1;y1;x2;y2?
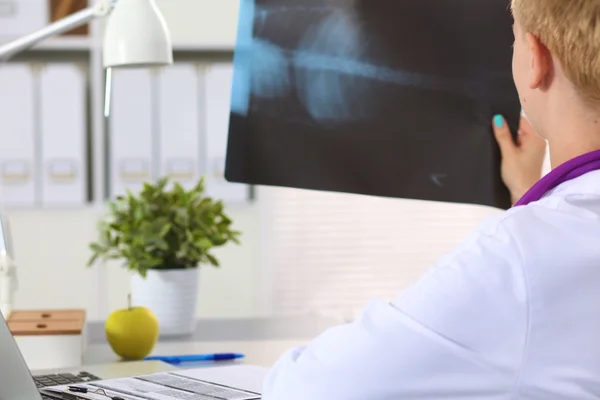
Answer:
63;315;341;378
84;339;308;368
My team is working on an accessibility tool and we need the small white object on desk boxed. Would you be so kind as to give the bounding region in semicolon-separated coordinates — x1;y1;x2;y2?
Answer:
7;309;87;370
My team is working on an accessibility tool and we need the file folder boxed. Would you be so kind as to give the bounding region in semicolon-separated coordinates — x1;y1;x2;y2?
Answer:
0;0;49;37
158;64;200;189
0;64;37;207
39;63;87;206
204;63;250;203
108;68;154;198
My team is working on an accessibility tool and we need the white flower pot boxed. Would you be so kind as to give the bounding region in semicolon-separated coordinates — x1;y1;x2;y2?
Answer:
131;268;199;337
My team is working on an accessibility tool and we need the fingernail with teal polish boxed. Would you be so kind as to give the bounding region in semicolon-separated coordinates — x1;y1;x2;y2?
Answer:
494;115;504;128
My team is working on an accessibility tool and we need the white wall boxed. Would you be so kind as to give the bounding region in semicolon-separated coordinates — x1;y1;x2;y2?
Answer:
7;202;262;321
154;0;240;47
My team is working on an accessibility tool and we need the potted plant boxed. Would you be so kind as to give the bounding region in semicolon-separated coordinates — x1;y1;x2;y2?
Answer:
88;177;241;336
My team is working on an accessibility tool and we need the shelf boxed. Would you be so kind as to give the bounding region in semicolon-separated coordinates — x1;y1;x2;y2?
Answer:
1;37;233;55
0;36;93;52
172;42;235;53
33;36;93;51
1;36;234;54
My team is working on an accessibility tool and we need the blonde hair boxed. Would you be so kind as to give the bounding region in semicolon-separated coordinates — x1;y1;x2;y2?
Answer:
512;0;600;103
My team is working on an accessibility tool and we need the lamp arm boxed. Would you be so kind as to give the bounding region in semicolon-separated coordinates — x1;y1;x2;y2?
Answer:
0;0;116;62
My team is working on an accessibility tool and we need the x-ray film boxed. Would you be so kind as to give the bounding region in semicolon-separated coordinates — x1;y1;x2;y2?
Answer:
225;0;521;209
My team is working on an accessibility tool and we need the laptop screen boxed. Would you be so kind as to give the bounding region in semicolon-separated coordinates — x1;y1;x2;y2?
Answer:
0;310;42;400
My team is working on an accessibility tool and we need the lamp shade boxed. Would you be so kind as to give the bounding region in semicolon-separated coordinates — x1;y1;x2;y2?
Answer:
102;0;173;68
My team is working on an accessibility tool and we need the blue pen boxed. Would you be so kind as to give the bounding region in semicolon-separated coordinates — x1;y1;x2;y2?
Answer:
144;353;245;364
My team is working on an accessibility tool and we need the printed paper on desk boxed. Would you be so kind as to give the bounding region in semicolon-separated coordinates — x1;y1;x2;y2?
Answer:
176;365;268;395
45;372;261;400
42;384;144;400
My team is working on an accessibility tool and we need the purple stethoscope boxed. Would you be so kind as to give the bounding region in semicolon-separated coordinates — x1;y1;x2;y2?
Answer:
514;148;600;207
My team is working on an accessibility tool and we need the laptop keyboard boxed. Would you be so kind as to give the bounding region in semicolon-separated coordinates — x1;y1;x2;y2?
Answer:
34;371;102;388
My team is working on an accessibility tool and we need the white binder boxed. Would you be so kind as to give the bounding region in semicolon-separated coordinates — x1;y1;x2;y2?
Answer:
0;64;36;207
203;63;250;203
0;0;49;37
158;64;200;189
108;68;154;198
39;64;87;206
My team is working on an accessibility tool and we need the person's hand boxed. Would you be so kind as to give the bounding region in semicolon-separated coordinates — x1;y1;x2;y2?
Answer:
493;114;547;205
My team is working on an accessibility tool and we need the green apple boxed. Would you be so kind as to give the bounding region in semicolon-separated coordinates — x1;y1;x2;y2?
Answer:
105;296;159;361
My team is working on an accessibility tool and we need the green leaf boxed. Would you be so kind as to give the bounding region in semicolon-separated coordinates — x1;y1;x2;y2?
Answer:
88;176;241;275
90;243;104;252
87;253;99;267
206;253;219;267
158;223;172;237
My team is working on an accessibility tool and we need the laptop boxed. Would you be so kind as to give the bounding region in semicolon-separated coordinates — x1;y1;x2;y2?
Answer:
0;310;267;400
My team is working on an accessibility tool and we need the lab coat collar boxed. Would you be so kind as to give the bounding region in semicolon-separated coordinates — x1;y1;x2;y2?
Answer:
515;149;600;206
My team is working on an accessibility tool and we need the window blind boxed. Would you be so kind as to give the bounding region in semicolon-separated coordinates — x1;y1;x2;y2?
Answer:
261;146;550;320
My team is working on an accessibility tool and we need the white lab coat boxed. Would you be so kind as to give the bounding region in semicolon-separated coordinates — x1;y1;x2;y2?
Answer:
262;170;600;399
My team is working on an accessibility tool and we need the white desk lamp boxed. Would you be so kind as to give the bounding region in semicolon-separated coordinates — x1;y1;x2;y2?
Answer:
0;0;173;67
0;0;174;315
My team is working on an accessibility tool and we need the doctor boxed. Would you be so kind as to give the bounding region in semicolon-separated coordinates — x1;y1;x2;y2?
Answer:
262;0;600;398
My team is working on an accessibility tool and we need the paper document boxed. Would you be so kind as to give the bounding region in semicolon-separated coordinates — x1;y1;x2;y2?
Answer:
42;372;261;400
177;366;268;395
44;384;145;400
